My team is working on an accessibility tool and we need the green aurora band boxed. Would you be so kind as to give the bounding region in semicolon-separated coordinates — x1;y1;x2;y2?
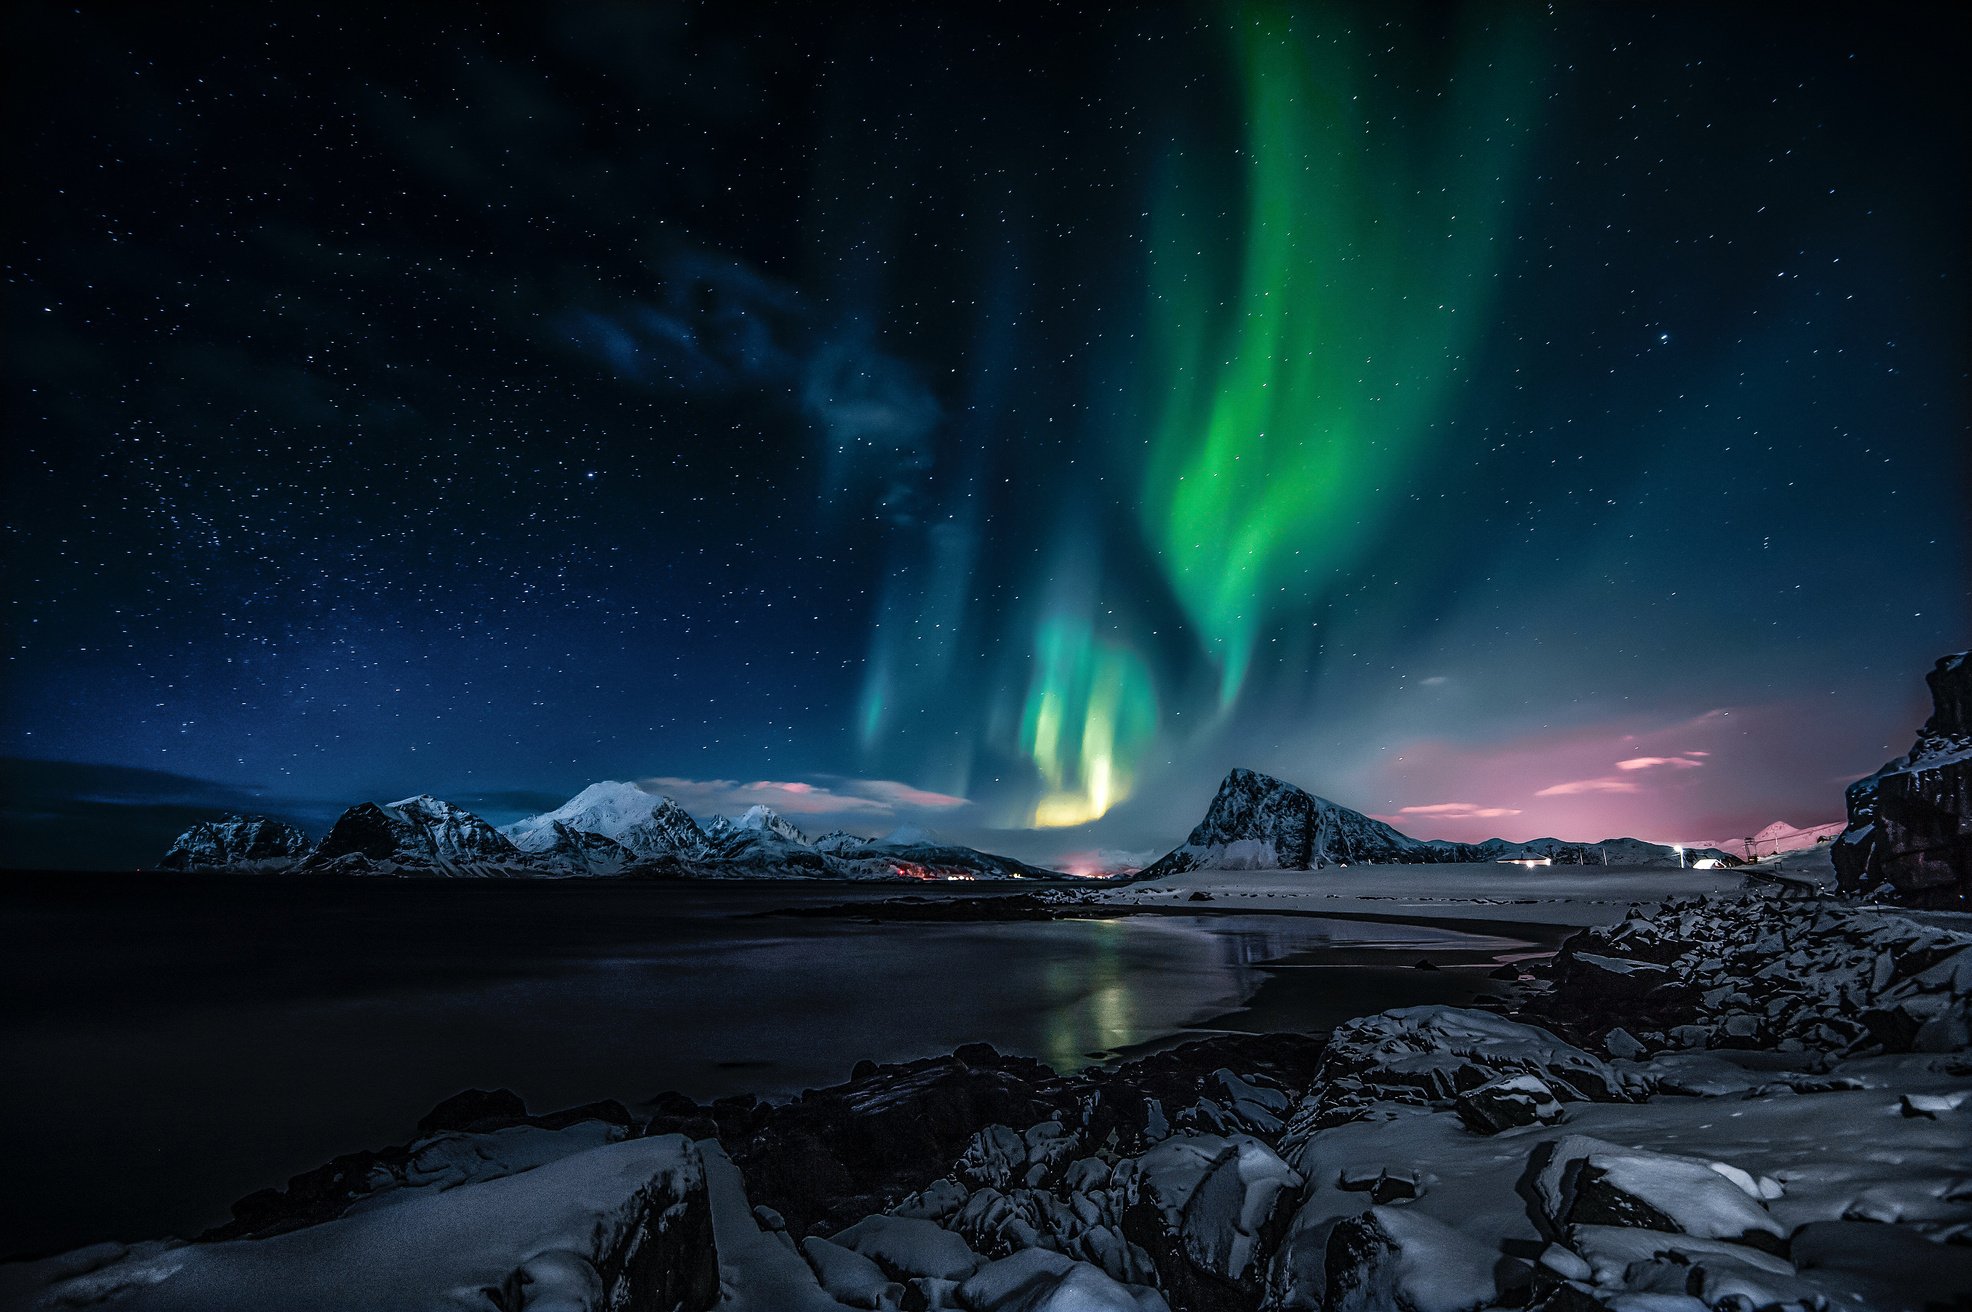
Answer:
1020;615;1159;828
1139;9;1540;711
872;8;1545;831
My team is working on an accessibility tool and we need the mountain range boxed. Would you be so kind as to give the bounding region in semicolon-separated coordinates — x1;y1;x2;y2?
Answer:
160;779;1059;881
161;767;1735;880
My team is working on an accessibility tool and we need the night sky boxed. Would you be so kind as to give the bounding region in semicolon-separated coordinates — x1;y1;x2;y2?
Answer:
4;3;1965;870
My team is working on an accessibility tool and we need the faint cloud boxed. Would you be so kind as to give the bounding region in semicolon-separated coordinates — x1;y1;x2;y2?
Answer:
0;757;332;870
1419;675;1450;687
848;778;972;810
1616;755;1705;771
636;774;968;821
1534;777;1641;797
1398;802;1522;819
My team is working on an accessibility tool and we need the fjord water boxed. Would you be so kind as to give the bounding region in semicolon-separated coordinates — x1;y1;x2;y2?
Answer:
0;875;1523;1257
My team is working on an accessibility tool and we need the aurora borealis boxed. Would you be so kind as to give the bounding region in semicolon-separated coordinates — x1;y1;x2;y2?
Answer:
3;2;1965;867
1140;8;1536;714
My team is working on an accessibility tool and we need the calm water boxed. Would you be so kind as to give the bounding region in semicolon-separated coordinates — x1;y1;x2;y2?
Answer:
0;874;1526;1257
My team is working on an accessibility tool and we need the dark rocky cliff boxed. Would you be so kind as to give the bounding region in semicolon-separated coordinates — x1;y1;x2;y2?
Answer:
1833;651;1971;908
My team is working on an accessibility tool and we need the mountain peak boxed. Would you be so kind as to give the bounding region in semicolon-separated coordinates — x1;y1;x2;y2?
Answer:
161;815;311;871
1142;767;1416;876
1143;766;1733;877
503;780;707;858
734;805;810;846
304;795;524;875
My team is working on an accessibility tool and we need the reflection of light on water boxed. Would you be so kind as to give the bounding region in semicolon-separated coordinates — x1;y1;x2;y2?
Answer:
1042;919;1137;1073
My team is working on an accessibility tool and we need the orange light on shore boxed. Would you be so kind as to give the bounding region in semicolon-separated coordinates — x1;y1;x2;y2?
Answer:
891;862;975;882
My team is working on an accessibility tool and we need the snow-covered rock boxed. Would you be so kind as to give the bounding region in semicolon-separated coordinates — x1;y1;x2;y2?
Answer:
1293;1204;1504;1312
1534;889;1972;1059
698;1139;856;1312
159;816;310;871
955;1248;1168;1312
829;1214;983;1282
1291;1006;1625;1133
1123;1132;1301;1287
1532;1134;1787;1248
1834;650;1972;908
1454;1073;1565;1134
0;1135;716;1312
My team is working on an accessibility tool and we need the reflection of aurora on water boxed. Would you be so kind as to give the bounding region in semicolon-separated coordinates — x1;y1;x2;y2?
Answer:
1032;913;1521;1075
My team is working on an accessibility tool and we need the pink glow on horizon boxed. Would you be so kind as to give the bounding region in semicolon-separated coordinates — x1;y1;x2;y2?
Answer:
1359;706;1802;845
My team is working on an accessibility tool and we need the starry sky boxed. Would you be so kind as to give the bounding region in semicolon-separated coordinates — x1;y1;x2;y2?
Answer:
3;2;1965;870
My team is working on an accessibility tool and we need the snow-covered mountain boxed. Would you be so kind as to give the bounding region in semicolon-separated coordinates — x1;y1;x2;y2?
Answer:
299;796;547;877
502;781;709;859
703;805;815;864
535;821;637;876
732;805;811;847
163;785;1059;880
160;816;311;871
1688;819;1845;861
1140;768;1733;878
812;830;869;854
1140;768;1429;877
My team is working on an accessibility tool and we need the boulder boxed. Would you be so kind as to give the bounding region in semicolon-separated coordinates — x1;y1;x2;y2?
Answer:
1455;1073;1566;1134
830;1214;984;1282
955;1247;1169;1311
1116;1131;1300;1307
798;1236;900;1310
1532;1136;1786;1252
1314;1205;1504;1312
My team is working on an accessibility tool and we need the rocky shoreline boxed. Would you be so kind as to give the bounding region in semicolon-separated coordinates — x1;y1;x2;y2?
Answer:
5;882;1968;1311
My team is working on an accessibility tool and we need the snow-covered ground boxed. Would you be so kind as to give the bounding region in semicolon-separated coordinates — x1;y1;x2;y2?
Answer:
1094;863;1756;927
